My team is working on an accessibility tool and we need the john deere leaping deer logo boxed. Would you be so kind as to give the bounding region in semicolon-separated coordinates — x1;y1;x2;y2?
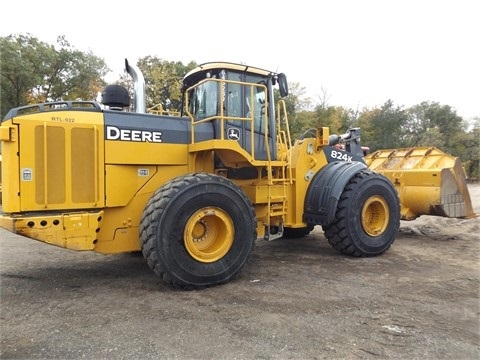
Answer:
227;128;240;140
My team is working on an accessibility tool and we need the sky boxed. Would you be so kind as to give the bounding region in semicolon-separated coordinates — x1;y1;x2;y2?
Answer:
1;0;478;120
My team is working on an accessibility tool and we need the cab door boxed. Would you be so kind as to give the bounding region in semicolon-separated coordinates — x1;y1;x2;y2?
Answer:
187;70;276;161
222;72;276;161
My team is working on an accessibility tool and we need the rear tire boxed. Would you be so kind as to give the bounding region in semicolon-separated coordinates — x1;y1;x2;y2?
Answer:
140;173;257;289
322;169;400;256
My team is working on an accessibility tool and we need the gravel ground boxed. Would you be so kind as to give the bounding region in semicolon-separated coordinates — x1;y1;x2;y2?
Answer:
1;185;479;360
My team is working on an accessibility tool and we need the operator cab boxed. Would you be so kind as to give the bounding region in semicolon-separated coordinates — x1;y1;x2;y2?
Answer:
182;62;288;161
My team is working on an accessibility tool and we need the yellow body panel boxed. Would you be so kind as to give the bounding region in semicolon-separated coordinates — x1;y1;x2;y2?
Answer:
0;125;14;141
105;165;158;207
2;111;106;212
285;137;329;227
1;121;20;211
0;211;103;250
94;165;192;253
105;141;188;165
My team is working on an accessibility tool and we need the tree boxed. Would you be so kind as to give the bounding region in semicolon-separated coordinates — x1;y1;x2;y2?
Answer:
356;107;376;147
1;34;44;115
134;56;197;112
277;82;312;139
356;100;408;151
462;117;480;179
314;104;341;132
292;110;316;140
407;101;465;156
313;104;358;135
415;127;446;149
1;34;109;118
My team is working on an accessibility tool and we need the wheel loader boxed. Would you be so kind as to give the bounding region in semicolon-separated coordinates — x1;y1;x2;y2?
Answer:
0;59;475;289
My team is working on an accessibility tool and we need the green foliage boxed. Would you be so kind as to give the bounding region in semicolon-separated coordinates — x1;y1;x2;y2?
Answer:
1;34;109;118
137;56;197;112
314;105;340;132
357;100;409;151
403;102;479;177
407;101;465;156
277;82;312;139
291;111;316;140
1;34;44;114
417;127;446;149
368;100;408;150
462;119;480;179
312;104;358;135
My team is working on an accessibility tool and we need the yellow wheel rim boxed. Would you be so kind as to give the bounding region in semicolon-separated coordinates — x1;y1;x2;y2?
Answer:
361;195;389;236
184;207;234;263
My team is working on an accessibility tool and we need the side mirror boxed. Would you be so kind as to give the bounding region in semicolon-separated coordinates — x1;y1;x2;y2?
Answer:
277;73;288;97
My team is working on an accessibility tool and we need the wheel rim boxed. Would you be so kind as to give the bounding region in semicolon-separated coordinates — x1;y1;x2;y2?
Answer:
184;207;234;263
361;195;389;236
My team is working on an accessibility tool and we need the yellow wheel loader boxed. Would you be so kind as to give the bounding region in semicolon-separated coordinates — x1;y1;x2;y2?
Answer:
0;59;475;289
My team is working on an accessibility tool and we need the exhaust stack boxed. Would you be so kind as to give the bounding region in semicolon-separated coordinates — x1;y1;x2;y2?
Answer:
125;59;146;113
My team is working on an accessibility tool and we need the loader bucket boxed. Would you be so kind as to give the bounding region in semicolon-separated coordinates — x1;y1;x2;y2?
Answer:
365;147;476;220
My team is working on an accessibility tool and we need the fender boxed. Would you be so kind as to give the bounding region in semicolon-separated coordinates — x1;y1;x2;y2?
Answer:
303;161;367;226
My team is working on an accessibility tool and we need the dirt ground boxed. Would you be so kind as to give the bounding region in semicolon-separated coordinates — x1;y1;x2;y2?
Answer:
1;185;479;360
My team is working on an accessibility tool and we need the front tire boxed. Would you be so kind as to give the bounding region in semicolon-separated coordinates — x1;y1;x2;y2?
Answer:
322;169;400;256
140;173;257;289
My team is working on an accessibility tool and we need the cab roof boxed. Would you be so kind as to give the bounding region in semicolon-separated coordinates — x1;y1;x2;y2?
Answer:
184;62;276;79
182;62;278;88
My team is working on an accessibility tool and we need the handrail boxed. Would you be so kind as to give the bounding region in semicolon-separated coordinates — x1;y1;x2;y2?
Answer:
4;101;101;119
147;103;181;117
